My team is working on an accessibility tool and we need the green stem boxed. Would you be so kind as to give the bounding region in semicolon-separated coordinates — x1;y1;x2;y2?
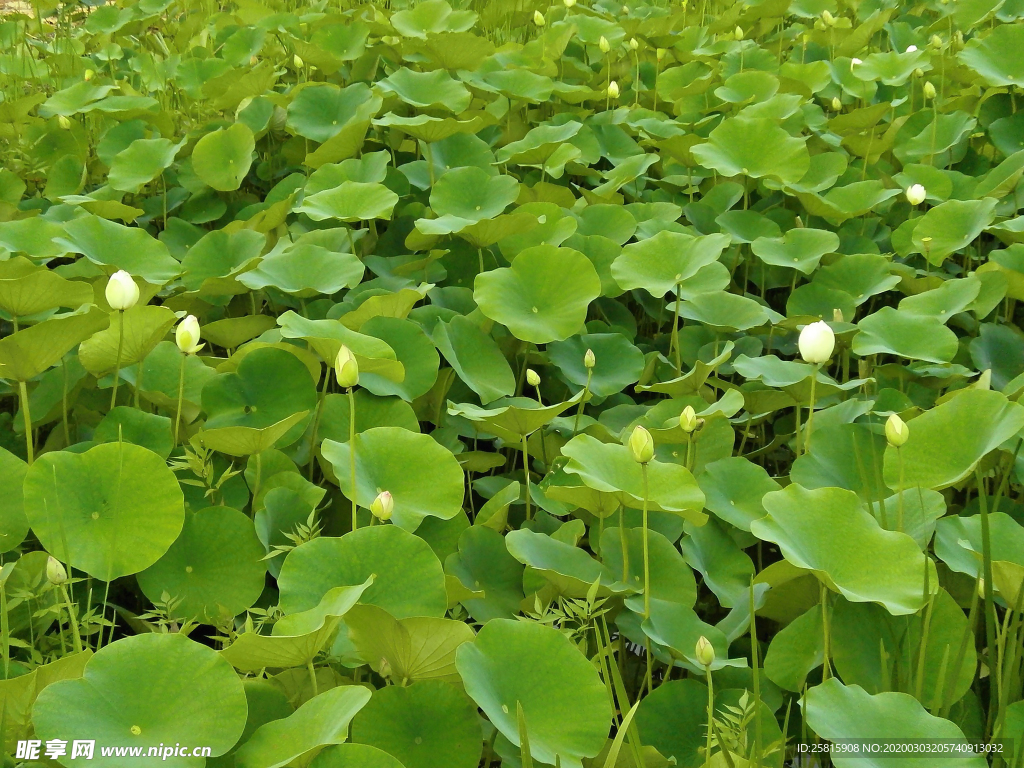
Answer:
0;574;10;680
61;358;71;445
821;582;832;680
18;381;33;464
571;371;591;437
58;583;83;653
522;433;532;521
805;364;818;454
749;580;763;768
642;463;651;621
704;667;715;768
671;283;682;376
618;505;629;583
110;310;125;410
977;467;998;733
173;352;186;445
307;659;319;697
349;387;358;531
896;448;905;533
307;372;328;481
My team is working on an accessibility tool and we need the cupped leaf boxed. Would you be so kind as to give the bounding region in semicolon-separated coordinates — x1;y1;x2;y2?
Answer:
691;117;810;184
192;123;255;192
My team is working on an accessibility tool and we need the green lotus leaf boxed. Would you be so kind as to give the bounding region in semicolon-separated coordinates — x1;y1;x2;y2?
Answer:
0;258;94;317
898;276;981;321
234;685;372;768
753;485;936;615
345;604;474;684
497;202;578;259
791;423;889;502
680;517;755;608
506;528;632;597
0;218;71;259
600;526;697;605
576;204;637;245
592;153;660;198
0;447;29;553
456;619;611;768
813;253;901;305
33;634;247;766
358;317;438;401
495;121;582;167
390;0;476;38
691;117;810;184
278;525;447;618
238;244;363;297
547;332;645;397
803;679;985;768
751;228;840;274
444;525;525;622
297;182;399;222
852;307;958;363
763;605;823;692
416;167;519;235
639;598;740;672
287;82;373;143
959;23;1024;87
561;434;706;521
431;315;515;404
716;210;782;244
180;229;266;293
374;113;487;143
108;137;183;194
795;181;900;223
882;389;1024;491
934;511;1024;577
310;744;405;768
447;392;583;442
635;679;709;768
38;81;116;117
79;305;176;375
378;67;471;113
678;290;779;332
198;412;309;457
306;391;419;463
24;442;184;580
137;506;267;623
202;347;318;449
277;311;405;383
201;317;278;349
612;231;730;297
351;681;481;768
637;342;734;398
94;406;173;458
474;244;601;344
192;123;255;192
853;49;929;86
911;199;998;265
0;309;107;382
56;215;180;284
137;341;216;423
697;456;780;532
0;650;92;751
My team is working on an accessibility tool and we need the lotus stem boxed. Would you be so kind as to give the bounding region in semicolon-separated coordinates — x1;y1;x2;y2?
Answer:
110;309;125;410
1;575;10;679
61;358;71;445
522;433;532;521
750;580;763;768
821;581;832;680
173;351;186;445
896;447;905;533
307;659;319;696
349;386;358;531
307;371;328;481
252;452;262;514
18;380;33;464
618;504;629;583
58;583;84;653
804;363;818;454
704;666;715;768
976;467;999;733
571;369;592;436
670;283;682;376
642;462;651;621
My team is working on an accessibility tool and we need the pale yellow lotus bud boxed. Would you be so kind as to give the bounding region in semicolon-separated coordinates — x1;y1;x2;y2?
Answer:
105;270;139;311
923;81;936;100
851;57;862;66
930;34;942;49
628;425;654;464
798;320;835;364
370;490;394;521
656;48;667;61
335;345;359;388
599;35;610;53
905;44;918;53
58;115;71;129
696;636;716;667
584;349;596;369
175;315;203;355
629;37;638;50
533;10;545;26
734;26;743;40
46;556;67;585
83;69;95;81
831;96;842;111
526;368;541;387
607;80;620;99
822;9;834;25
679;405;698;433
293;54;304;69
885;414;909;448
564;0;576;7
906;184;926;205
977;578;986;600
913;67;925;78
833;308;844;323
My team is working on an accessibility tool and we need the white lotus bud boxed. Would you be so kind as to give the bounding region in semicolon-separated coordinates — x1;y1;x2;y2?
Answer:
584;349;596;369
599;36;610;53
696;636;716;667
822;9;834;25
175;315;203;355
656;47;666;61
905;44;918;52
533;10;545;26
105;270;139;311
629;37;638;50
335;345;359;388
851;57;862;66
628;425;654;464
83;69;95;81
564;0;576;7
923;81;936;100
831;96;842;111
607;80;620;99
833;308;844;323
58;115;71;129
292;54;304;69
526;368;541;387
370;490;394;521
906;184;926;205
46;556;67;585
798;320;835;364
734;26;743;40
680;405;698;433
885;414;909;448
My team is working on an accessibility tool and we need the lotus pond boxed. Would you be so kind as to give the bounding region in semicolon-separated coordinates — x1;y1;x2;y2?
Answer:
2;0;1024;765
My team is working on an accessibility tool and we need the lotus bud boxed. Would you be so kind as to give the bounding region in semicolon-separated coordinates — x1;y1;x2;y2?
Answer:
734;25;743;40
695;636;715;667
629;37;638;50
622;4;629;13
798;320;835;364
851;57;862;66
930;34;942;49
175;315;203;355
885;413;909;448
831;96;842;111
370;490;394;521
335;344;359;388
526;368;541;387
533;10;545;26
564;0;576;7
292;54;304;69
46;556;67;585
105;270;139;311
599;35;610;53
833;308;844;323
923;81;936;100
628;425;654;464
608;80;620;99
913;67;924;78
83;68;95;81
905;44;918;52
977;578;986;600
906;183;926;206
822;9;834;25
656;47;667;61
379;656;392;678
954;30;963;47
680;405;698;433
584;348;596;369
58;115;71;129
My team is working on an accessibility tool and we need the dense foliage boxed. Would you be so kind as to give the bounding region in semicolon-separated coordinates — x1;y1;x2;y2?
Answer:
2;0;1024;765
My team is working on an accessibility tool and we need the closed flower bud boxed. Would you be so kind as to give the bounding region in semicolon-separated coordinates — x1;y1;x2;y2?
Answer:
599;35;610;53
584;348;596;369
822;9;834;25
798;320;835;364
734;25;743;40
58;115;71;129
629;37;638;50
905;44;918;52
913;67;925;78
930;34;942;49
833;308;844;323
526;368;541;387
105;270;139;311
831;96;842;111
370;490;394;521
293;54;304;69
923;81;936;100
607;80;620;99
83;69;95;81
885;413;909;448
534;10;545;25
335;345;359;388
851;57;862;66
906;183;926;205
175;315;203;355
680;405;698;433
656;47;667;61
695;635;716;667
564;0;576;7
379;656;392;678
628;425;654;464
46;556;67;585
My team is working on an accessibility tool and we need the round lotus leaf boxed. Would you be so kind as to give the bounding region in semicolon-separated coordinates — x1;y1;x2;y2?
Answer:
420;166;519;234
24;442;185;580
431;315;516;404
444;526;524;622
752;228;839;274
57;215;179;285
351;681;481;768
137;506;267;623
358;317;439;401
547;332;645;397
192;123;255;192
612;231;730;297
108;137;183;194
754;485;936;615
456;618;612;768
899;276;982;320
852;306;958;363
33;634;247;765
635;679;708;768
286;82;373;143
94;406;173;459
678;290;777;331
0;446;29;553
791;423;889;502
970;323;1024;390
0;260;94;317
600;526;697;605
321;426;463;532
238;244;364;297
278;525;447;617
377;67;471;112
202;346;318;449
296;182;399;222
910;198;997;265
680;517;755;608
697;456;780;532
506;528;629;597
310;744;406;768
181;229;266;293
960;23;1024;87
691;117;810;184
935;511;1024;577
474;244;601;344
